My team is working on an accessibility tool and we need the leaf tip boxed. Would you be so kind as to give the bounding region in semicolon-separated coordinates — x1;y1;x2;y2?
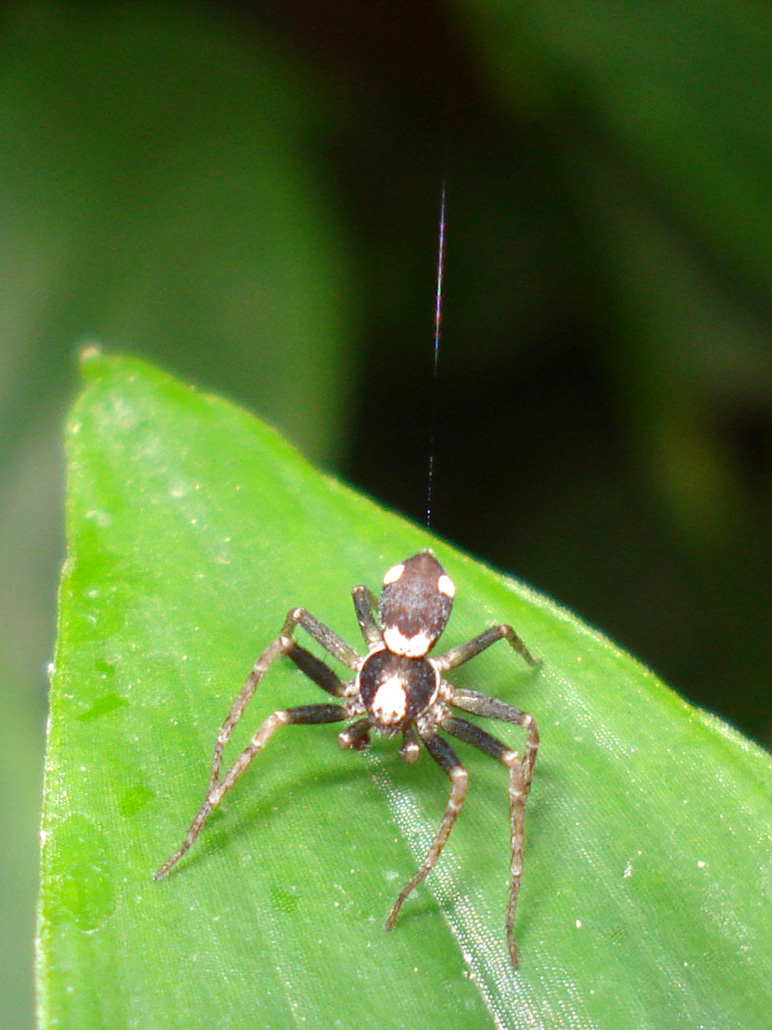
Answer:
78;341;107;380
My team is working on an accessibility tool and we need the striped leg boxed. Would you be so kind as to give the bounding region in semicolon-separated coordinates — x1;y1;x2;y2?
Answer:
208;608;358;792
441;713;534;967
155;703;347;879
448;689;539;798
433;622;539;672
352;585;383;649
385;733;467;932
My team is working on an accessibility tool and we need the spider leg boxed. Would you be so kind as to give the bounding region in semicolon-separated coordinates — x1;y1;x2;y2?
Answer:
156;605;358;879
449;689;539;793
338;717;371;751
440;713;534;968
154;703;348;879
352;585;383;650
385;733;467;933
433;623;539;673
399;726;421;764
289;607;363;670
208;608;358;792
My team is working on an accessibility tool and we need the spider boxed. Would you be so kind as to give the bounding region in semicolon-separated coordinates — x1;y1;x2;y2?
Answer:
155;550;540;966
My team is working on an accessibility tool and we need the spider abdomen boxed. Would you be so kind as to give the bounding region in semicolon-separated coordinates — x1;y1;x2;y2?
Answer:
357;649;439;733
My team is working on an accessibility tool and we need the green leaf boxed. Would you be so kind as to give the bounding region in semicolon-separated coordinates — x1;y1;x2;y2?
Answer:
39;353;772;1029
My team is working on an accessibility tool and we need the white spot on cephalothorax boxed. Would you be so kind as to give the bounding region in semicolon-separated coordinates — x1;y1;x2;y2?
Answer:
437;573;455;598
383;562;405;585
383;626;432;657
371;674;408;724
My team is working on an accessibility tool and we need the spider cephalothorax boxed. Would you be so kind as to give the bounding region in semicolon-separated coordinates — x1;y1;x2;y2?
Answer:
156;550;540;966
355;553;450;736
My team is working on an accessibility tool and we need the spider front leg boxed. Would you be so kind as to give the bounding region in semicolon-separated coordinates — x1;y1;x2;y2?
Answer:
154;703;348;879
385;733;467;933
208;607;360;790
155;607;360;879
440;712;536;968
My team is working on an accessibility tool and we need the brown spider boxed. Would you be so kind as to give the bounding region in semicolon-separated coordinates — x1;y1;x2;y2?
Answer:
155;551;539;966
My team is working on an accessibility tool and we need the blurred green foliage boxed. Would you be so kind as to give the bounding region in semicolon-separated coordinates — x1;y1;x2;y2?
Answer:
2;1;772;1026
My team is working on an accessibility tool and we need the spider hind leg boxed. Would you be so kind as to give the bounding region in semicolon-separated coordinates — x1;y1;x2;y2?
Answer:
385;733;467;931
441;711;535;968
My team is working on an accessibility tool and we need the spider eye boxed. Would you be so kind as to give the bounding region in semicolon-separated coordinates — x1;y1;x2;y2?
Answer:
379;551;454;657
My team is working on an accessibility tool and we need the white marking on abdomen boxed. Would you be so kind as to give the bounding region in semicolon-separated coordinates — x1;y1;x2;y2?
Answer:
382;563;405;585
371;675;408;724
383;626;431;657
437;573;455;598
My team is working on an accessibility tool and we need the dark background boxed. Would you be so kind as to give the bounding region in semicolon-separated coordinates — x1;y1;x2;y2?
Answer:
3;2;772;1025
